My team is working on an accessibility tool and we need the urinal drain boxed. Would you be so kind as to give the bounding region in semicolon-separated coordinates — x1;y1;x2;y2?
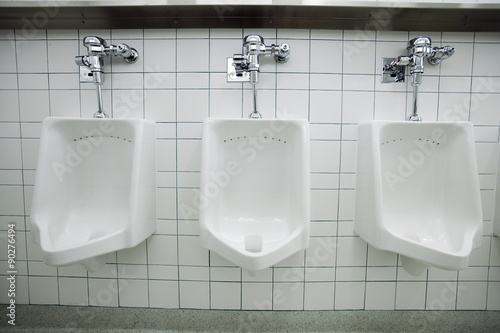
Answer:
380;138;440;146
223;136;287;144
73;135;133;143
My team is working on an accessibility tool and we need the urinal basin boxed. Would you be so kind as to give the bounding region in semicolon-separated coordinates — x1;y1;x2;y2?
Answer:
354;121;483;271
30;117;156;269
200;118;310;271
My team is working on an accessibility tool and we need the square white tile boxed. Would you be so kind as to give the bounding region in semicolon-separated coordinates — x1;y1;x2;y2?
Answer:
426;281;457;310
336;237;367;267
59;277;89;306
179;281;209;309
16;40;47;73
19;90;50;121
304;282;334;310
310;190;338;221
395;282;426;310
273;282;304;310
309;91;342;123
365;282;396;310
88;278;119;307
119;279;149;307
144;39;176;73
144;90;176;122
147;235;178;265
305;237;336;268
178;235;209;266
177;90;209;122
211;282;241;309
177;39;209;72
335;281;365;310
456;281;487;310
310;140;340;172
242;282;273;310
28;276;59;305
310;40;342;74
149;280;179;308
48;40;79;73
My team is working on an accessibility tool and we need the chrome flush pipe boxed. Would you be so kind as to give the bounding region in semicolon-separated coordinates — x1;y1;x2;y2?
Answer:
230;35;290;118
406;37;432;121
75;36;139;118
382;37;455;121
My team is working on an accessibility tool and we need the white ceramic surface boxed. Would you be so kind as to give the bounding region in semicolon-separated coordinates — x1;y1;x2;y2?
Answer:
494;141;500;237
30;117;156;270
199;118;310;271
354;121;483;273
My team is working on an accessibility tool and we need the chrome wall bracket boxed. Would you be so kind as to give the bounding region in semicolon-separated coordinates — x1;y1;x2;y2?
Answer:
381;57;405;83
79;66;94;83
227;57;250;82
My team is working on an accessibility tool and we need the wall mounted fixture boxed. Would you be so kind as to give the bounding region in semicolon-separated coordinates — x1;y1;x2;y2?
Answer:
199;118;310;271
227;34;290;118
75;36;139;118
382;37;455;121
355;121;482;275
31;117;156;272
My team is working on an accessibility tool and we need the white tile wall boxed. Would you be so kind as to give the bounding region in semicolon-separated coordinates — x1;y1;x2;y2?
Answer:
0;28;498;311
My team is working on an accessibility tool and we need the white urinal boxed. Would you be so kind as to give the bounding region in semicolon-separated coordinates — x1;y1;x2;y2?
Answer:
200;118;310;271
354;121;483;275
30;117;156;271
494;141;500;237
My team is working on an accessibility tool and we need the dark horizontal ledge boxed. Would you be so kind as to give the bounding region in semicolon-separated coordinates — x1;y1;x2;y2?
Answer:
1;4;500;32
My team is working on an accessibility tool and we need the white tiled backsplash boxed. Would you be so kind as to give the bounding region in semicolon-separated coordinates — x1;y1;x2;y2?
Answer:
0;28;499;311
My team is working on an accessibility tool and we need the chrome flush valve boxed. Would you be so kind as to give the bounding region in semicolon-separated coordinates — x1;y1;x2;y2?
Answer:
406;36;433;86
75;36;139;86
383;37;455;87
231;34;290;85
382;37;455;122
228;35;291;118
75;36;139;118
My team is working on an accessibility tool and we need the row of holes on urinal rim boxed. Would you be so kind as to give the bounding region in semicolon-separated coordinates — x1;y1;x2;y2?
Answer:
381;137;442;146
73;135;133;143
223;135;288;144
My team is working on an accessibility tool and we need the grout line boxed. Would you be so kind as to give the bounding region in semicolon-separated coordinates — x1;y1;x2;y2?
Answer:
333;29;346;311
173;28;182;310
